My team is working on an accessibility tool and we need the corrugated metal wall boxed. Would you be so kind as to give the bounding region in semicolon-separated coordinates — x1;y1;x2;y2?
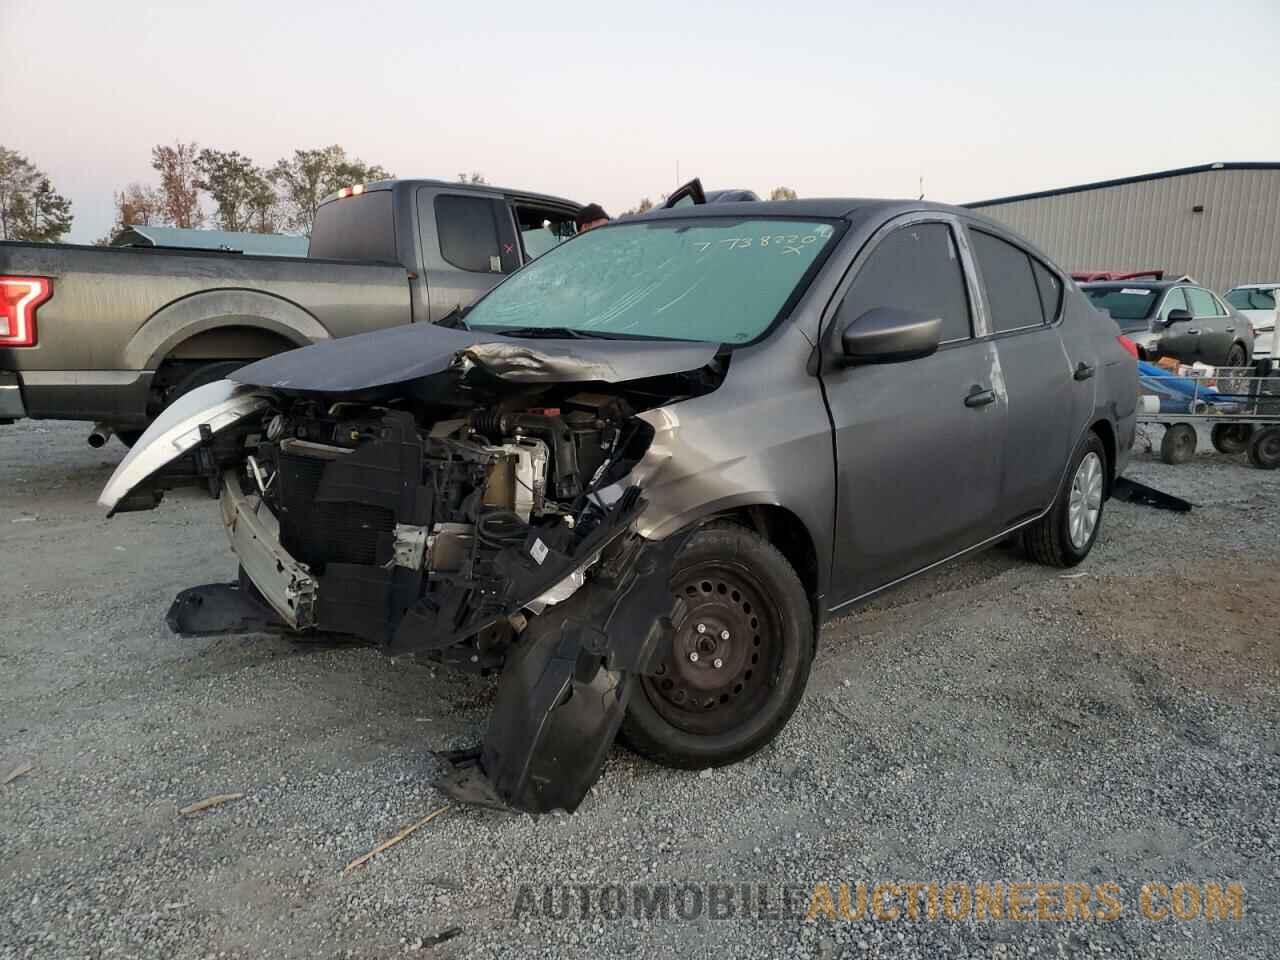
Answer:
971;168;1280;292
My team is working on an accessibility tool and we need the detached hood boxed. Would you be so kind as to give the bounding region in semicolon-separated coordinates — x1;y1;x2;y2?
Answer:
230;322;722;394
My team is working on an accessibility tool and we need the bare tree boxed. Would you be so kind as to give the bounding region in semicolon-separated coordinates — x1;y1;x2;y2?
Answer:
620;197;654;216
457;172;488;184
151;141;204;228
768;186;798;201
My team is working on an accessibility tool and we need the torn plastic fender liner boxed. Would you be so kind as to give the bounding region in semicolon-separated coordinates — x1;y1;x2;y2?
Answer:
439;530;691;814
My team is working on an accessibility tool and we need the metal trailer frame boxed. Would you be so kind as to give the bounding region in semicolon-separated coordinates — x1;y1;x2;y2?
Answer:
1137;363;1280;468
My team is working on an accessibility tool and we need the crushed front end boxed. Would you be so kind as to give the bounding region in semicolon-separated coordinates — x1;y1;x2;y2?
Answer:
102;352;725;813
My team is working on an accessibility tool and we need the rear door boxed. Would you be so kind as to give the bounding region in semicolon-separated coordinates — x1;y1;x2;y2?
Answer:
1185;286;1227;363
823;214;1005;604
966;226;1081;524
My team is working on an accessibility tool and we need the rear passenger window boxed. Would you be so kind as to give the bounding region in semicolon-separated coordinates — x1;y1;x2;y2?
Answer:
1031;261;1062;322
435;195;503;273
842;222;972;342
970;229;1044;333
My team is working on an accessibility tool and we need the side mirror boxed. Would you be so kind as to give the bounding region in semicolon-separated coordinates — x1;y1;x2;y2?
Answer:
839;306;942;364
1163;308;1193;327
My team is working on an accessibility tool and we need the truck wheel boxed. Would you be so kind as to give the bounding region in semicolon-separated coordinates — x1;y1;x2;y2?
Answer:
117;360;247;448
1021;431;1107;568
1160;423;1197;464
1247;426;1280;470
620;525;814;770
1210;423;1253;455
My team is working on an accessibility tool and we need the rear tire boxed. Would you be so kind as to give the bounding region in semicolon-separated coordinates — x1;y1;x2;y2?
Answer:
1247;426;1280;470
1022;431;1107;568
1210;423;1253;455
1225;343;1248;368
1160;423;1197;464
117;360;248;449
620;525;814;770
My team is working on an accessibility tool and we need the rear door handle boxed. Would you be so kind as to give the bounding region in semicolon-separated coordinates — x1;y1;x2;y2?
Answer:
1187;328;1201;335
964;386;995;408
1225;326;1235;333
1074;362;1096;381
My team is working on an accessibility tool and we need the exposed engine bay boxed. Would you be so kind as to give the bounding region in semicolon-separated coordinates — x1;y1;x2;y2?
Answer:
227;390;656;655
110;349;728;815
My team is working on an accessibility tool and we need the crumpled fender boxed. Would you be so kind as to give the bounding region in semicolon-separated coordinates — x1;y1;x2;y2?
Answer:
438;530;690;814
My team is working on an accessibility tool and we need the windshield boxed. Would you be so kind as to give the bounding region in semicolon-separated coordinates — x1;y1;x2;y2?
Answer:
462;217;840;342
1225;287;1277;312
1083;286;1160;322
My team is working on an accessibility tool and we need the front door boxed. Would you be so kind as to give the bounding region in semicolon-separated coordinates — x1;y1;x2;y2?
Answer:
822;217;1006;605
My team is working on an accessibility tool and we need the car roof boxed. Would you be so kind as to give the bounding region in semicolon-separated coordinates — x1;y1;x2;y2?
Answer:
624;197;1001;224
1227;282;1280;290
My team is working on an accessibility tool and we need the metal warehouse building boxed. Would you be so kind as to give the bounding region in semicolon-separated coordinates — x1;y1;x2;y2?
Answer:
966;162;1280;293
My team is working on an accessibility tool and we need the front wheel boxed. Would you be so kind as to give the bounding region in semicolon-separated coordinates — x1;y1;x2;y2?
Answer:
1022;431;1107;568
620;525;814;770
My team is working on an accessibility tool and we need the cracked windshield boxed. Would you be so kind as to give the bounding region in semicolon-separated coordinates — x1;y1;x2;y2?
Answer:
464;218;838;342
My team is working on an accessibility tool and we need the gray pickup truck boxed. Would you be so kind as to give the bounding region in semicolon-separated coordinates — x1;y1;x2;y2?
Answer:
0;179;581;445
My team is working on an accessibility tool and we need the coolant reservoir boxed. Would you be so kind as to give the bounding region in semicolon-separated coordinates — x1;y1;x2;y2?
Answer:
483;438;549;520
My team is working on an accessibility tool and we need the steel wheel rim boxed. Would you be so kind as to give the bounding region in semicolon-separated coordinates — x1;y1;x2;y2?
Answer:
1068;451;1103;549
642;560;782;736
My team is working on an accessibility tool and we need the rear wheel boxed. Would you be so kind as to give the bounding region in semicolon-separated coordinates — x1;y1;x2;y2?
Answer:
1210;423;1253;455
1225;343;1248;368
1247;426;1280;470
1022;431;1107;568
620;525;813;770
1160;423;1197;464
117;360;247;448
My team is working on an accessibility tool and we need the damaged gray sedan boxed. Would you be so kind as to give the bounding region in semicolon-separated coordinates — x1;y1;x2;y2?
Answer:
101;199;1138;813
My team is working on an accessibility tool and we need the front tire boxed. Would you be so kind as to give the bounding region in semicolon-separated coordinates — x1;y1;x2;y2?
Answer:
620;525;814;770
1022;431;1107;568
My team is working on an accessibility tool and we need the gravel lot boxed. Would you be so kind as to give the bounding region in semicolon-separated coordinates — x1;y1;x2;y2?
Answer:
2;420;1277;960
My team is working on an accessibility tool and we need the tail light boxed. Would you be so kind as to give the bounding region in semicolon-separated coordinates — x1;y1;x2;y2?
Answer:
0;276;52;347
1116;334;1139;359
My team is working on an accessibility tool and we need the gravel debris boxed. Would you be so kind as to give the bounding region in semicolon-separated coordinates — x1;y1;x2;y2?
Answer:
2;420;1277;959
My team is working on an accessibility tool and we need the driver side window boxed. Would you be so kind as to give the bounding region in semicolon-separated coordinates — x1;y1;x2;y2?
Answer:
841;222;973;343
1160;287;1188;321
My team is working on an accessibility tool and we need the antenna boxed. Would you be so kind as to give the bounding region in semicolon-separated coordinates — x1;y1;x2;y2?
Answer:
918;175;925;200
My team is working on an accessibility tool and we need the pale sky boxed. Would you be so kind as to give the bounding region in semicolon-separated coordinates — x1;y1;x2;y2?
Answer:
2;0;1278;244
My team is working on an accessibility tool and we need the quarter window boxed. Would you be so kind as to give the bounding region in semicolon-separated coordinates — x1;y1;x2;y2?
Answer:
435;195;504;274
1031;260;1062;323
969;229;1044;333
1185;287;1219;318
841;222;972;342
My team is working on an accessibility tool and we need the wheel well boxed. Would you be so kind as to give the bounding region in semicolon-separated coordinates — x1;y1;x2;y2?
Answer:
712;505;821;622
1090;419;1116;494
164;325;299;362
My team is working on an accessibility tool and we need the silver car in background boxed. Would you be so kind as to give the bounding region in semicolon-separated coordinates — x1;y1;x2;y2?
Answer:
102;199;1137;813
1225;283;1279;360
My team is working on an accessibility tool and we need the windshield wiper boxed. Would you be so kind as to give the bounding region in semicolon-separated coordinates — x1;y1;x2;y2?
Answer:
471;325;636;341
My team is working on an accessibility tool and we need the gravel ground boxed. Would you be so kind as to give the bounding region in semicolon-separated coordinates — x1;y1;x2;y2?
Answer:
2;420;1277;960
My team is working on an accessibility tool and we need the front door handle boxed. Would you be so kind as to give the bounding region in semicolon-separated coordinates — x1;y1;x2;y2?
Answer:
1225;326;1235;333
964;386;995;408
1187;328;1201;335
1074;361;1096;381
